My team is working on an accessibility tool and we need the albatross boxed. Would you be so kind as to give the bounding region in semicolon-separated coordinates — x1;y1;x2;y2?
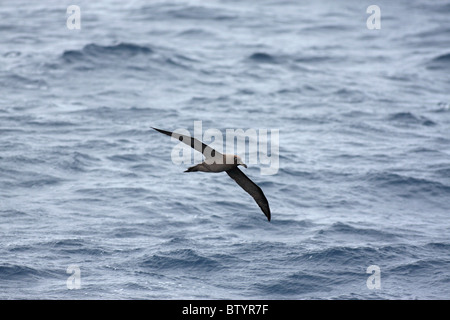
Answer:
152;127;271;221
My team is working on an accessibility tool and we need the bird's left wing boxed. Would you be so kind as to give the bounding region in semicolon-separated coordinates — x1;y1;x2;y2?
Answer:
226;167;271;221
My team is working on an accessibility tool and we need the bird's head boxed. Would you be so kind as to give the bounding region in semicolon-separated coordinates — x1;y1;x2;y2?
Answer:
234;155;247;168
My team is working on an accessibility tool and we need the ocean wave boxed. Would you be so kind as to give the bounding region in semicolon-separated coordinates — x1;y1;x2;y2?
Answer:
62;42;153;63
0;264;57;281
330;88;368;104
293;246;378;266
165;57;193;70
387;112;436;126
107;153;148;163
423;242;450;251
431;52;450;62
0;74;47;90
301;23;353;33
68;106;178;121
432;102;450;113
1;169;64;188
294;55;336;64
247;52;278;64
75;187;150;198
26;119;77;127
317;222;398;240
427;52;450;70
246;51;337;67
0;209;28;218
164;5;237;21
1;154;46;166
390;258;449;276
176;28;217;38
41;238;112;256
59;41;198;76
255;270;338;295
58;151;101;172
364;171;450;197
140;249;223;272
270;218;317;231
3;51;21;58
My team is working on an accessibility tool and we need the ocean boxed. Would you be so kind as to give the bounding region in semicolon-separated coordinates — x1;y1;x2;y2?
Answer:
0;0;449;300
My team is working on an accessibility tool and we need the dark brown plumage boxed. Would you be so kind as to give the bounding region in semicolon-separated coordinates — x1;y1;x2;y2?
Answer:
152;127;271;221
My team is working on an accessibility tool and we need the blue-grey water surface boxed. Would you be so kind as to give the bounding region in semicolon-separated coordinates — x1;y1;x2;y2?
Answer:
1;0;450;299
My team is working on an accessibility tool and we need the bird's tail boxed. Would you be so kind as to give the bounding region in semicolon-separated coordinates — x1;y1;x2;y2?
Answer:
184;164;200;172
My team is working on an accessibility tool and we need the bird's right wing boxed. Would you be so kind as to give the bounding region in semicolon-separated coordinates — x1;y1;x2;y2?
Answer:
152;127;222;159
226;167;271;221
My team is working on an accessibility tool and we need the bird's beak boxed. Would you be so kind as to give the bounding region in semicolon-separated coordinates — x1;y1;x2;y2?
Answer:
240;162;248;168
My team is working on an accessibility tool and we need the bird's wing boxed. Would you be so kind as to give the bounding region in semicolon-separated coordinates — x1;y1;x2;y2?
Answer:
152;127;222;159
226;167;271;221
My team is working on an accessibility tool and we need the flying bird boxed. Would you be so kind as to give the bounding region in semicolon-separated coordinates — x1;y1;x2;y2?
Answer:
152;127;271;221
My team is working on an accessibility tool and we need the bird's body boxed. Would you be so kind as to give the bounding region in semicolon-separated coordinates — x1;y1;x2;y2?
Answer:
185;154;246;173
185;162;235;173
152;127;271;221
